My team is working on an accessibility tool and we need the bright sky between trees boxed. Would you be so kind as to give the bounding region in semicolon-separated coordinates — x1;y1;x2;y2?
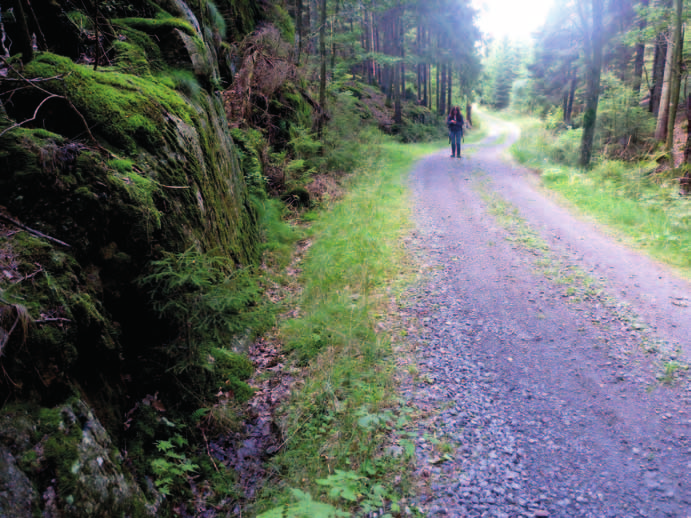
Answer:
472;0;555;42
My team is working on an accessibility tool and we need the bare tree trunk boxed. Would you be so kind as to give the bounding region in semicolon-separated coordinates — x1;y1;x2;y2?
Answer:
296;0;303;64
447;64;453;112
416;25;421;101
655;32;675;141
393;6;402;124
318;0;327;138
399;11;405;101
330;0;339;70
423;61;428;107
566;75;577;125
436;63;440;114
579;0;604;167
10;0;33;63
666;0;683;149
650;0;672;115
682;94;691;194
632;0;649;95
440;63;447;115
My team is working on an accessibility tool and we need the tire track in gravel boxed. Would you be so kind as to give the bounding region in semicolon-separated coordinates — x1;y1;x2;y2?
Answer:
403;117;691;518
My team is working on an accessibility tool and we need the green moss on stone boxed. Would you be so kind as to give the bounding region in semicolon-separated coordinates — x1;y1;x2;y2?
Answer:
22;53;195;153
114;16;196;37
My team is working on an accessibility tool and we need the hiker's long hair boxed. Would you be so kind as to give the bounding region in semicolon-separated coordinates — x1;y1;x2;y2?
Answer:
448;106;462;119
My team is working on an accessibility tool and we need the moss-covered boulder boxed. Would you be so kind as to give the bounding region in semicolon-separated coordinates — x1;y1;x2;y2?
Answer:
0;0;266;514
0;400;152;517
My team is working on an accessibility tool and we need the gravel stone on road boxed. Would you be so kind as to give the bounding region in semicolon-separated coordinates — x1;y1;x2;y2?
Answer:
402;118;691;518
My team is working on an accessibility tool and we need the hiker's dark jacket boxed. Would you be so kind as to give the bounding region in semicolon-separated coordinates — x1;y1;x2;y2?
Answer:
447;114;464;133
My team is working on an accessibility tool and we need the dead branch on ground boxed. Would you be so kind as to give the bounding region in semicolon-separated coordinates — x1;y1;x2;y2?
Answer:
0;212;71;248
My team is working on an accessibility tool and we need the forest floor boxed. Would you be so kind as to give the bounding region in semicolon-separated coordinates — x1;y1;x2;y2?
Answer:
398;115;691;517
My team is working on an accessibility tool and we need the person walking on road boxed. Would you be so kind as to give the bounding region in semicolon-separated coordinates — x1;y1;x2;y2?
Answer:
447;106;464;158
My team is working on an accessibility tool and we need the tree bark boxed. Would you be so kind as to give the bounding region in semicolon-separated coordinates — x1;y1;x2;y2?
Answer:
447;64;453;113
10;0;33;63
682;94;691;194
393;6;402;124
666;0;683;149
566;75;577;125
655;31;675;141
632;0;649;95
330;0;339;70
436;63;440;114
579;0;604;167
318;0;327;138
650;0;672;115
440;62;447;115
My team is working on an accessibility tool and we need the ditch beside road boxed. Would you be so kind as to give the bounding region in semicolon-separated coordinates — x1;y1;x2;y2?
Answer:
402;117;691;517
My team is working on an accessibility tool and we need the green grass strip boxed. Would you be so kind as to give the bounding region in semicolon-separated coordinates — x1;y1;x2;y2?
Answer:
252;138;437;517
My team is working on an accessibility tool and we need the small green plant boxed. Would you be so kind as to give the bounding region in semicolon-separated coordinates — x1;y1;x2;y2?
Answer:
476;184;549;254
659;360;689;384
138;248;269;406
150;434;199;496
257;489;349;518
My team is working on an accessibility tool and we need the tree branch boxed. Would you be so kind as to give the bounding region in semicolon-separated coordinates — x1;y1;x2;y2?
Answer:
0;213;71;248
0;93;61;138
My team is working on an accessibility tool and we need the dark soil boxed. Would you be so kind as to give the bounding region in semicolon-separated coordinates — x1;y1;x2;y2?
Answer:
402;116;691;517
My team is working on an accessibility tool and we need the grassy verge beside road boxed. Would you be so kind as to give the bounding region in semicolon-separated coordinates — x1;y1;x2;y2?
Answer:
252;133;448;517
509;117;691;278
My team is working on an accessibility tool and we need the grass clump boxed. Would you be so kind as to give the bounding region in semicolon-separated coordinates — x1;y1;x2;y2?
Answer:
252;138;435;516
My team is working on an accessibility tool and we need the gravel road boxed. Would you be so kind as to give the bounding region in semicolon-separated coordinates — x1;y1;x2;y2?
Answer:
402;116;691;518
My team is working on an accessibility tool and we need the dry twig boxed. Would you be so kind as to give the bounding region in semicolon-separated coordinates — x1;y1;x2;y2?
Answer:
0;213;71;248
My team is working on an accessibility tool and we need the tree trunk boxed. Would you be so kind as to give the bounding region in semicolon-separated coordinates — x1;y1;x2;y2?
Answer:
296;0;303;64
566;75;577;125
650;20;670;114
447;64;453;113
579;0;604;167
393;6;402;124
682;94;691;194
399;11;405;101
632;0;649;95
318;0;327;138
423;62;428;107
330;0;339;70
655;30;675;141
416;25;422;101
436;63;440;114
683;94;691;163
666;0;683;149
10;0;33;63
440;63;447;115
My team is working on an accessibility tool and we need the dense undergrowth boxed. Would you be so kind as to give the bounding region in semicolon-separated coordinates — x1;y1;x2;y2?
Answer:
509;116;691;277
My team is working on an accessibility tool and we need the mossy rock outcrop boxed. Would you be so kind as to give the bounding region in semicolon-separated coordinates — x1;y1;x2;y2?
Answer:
1;400;153;517
0;0;265;514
